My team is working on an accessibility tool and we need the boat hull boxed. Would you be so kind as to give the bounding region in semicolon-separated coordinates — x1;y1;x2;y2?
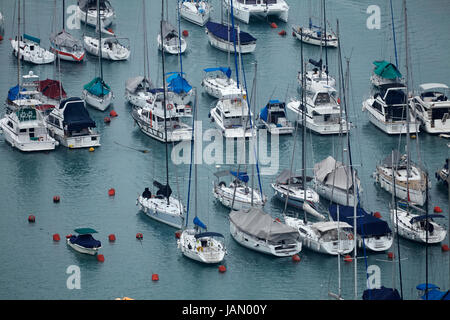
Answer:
66;239;101;255
82;89;113;112
206;31;255;54
137;196;184;229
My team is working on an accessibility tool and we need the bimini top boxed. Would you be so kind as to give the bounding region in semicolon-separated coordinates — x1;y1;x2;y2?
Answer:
260;101;286;122
419;83;449;91
60;97;96;131
204;67;232;78
229;208;299;243
410;214;445;224
166;72;192;94
362;287;402;300
194;232;224;239
329;204;392;238
50;30;83;49
74;228;98;235
373;60;402;80
205;21;257;44
39;79;67;100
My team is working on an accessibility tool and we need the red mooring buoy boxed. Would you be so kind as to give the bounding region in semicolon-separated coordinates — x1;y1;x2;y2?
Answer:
344;255;352;262
104;117;111;124
108;234;116;242
387;252;394;260
374;211;382;218
136;233;143;240
108;188;116;196
53;195;60;203
53;234;61;241
97;254;105;262
442;244;449;252
278;30;286;36
292;254;301;262
434;206;443;213
28;215;35;223
152;274;159;281
182;30;189;37
218;265;227;273
270;22;278;28
175;230;182;239
110;110;118;117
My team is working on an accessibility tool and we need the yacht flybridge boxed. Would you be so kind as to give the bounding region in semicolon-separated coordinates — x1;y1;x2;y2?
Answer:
223;0;289;24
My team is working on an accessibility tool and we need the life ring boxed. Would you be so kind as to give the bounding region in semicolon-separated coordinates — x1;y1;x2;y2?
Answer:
39;137;44;142
167;103;174;110
348;233;354;240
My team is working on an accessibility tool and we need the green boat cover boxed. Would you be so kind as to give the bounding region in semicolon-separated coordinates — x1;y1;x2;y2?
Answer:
83;77;111;97
74;228;98;235
373;61;402;79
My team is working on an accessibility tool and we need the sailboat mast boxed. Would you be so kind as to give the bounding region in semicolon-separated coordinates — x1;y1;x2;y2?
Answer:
392;150;404;299
425;173;429;300
62;0;65;31
301;37;307;223
177;0;183;75
161;0;170;206
353;170;357;300
389;0;399;68
404;0;411;208
17;0;21;90
230;0;239;88
323;0;328;82
97;0;103;81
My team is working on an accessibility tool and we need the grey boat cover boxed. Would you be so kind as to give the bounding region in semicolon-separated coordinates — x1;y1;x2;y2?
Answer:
275;169;312;185
125;76;152;93
381;150;406;168
229;208;299;243
314;156;360;191
78;0;110;11
50;30;83;49
161;21;178;38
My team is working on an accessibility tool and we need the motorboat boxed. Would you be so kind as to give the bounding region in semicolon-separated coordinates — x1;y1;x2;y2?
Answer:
201;67;242;99
46;97;101;149
83;36;130;61
179;0;211;26
76;0;115;28
258;100;294;135
411;83;450;134
223;0;289;24
297;59;336;93
229;207;302;257
67;228;102;255
157;21;186;55
205;22;256;54
435;159;449;187
11;34;55;65
212;170;267;210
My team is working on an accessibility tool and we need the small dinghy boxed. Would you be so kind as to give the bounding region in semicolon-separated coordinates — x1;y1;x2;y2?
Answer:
179;0;211;26
67;228;102;255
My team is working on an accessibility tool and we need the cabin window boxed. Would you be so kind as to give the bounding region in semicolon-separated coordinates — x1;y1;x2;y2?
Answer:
20;129;27;133
432;108;450;120
315;93;330;105
29;128;35;132
372;101;383;113
7;121;13;129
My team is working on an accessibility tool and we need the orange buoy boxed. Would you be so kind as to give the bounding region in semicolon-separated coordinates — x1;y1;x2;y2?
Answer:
374;211;382;218
104;117;111;124
53;234;61;241
152;273;159;281
218;265;227;273
110;110;118;117
292;254;301;262
278;30;286;36
270;22;278;28
292;31;296;37
182;30;189;37
108;188;116;196
66;234;73;239
28;215;35;223
97;254;105;262
53;195;60;203
387;252;394;260
442;244;449;252
136;233;143;240
175;230;182;239
0;35;3;41
108;234;116;242
344;255;352;262
434;206;443;213
275;218;281;222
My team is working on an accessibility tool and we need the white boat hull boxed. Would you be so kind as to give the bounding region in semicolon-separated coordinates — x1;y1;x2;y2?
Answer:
76;6;115;28
11;39;55;65
83;36;130;61
224;0;289;24
178;231;226;264
157;34;186;55
179;2;210;26
66;239;101;255
206;30;255;54
82;89;113;111
137;195;184;229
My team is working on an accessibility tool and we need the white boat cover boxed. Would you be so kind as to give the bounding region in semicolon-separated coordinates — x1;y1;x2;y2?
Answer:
50;30;83;49
161;20;178;38
229;208;299;243
125;76;152;93
314;156;360;191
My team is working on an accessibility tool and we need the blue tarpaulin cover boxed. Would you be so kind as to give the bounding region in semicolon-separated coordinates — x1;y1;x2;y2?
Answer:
329;205;392;238
167;73;192;94
7;85;28;101
83;77;111;97
193;217;207;230
69;234;101;249
260;106;268;122
204;67;232;78
230;171;249;183
362;287;401;300
205;21;256;44
61;97;96;131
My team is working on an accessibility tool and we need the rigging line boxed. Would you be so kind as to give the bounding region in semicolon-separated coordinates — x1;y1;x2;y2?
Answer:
392;149;404;299
161;0;170;206
185;89;196;229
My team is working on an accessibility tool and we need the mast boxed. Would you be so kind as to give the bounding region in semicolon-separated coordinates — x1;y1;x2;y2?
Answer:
230;0;239;88
353;170;357;300
389;0;399;68
17;0;21;91
161;0;170;206
177;0;183;75
392;150;404;299
97;0;103;83
301;44;307;223
425;172;429;300
62;0;65;31
403;0;410;209
323;0;329;83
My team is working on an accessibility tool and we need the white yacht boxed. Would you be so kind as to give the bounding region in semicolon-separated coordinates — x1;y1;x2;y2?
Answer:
209;94;253;139
125;76;154;107
258;100;294;135
362;83;419;134
46;97;100;149
205;22;256;54
131;89;192;143
229;208;302;257
286;86;349;135
329;205;394;252
201;67;242;99
411;83;450;134
11;35;55;65
76;0;115;28
373;151;428;206
158;21;186;55
224;0;289;24
83;36;130;61
179;0;211;26
284;216;354;255
212;170;267;210
390;207;447;244
0;102;57;152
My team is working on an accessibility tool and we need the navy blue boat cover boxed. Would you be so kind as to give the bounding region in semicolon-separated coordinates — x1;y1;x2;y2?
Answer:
61;98;96;131
329;205;392;238
362;287;401;300
194;232;224;239
205;22;256;44
69;234;101;249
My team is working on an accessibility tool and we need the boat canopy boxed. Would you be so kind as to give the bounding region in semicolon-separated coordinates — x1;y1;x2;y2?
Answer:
420;290;450;300
373;60;402;79
61;97;96;131
314;156;360;191
329;205;392;238
83;77;111;97
50;30;82;49
230;171;249;183
7;85;28;101
153;180;172;198
204;67;232;78
205;21;257;44
362;287;402;300
275;169;312;185
230;208;299;243
167;72;192;94
193;216;207;230
260;101;286;122
74;228;98;234
419;83;449;91
23;33;40;44
39;79;67;100
125;76;152;93
410;214;445;224
69;234;101;248
194;232;224;239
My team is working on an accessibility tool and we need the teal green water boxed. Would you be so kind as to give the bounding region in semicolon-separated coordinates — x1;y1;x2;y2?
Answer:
0;0;449;300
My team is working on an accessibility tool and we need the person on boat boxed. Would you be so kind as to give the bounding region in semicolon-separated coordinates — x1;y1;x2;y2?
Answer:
142;187;152;199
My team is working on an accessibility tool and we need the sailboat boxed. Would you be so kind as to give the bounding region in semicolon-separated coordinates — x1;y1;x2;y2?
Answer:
158;15;186;55
178;89;226;264
76;0;115;28
136;1;187;229
224;0;289;24
50;0;85;62
82;0;113;111
179;0;211;26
